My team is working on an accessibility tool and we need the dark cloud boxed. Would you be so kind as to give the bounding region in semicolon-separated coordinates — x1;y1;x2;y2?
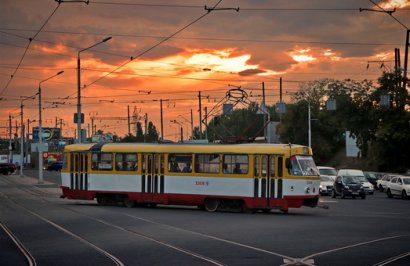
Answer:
238;69;266;76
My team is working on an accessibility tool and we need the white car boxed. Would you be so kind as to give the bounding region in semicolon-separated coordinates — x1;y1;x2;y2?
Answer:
376;174;398;192
337;169;374;195
319;175;334;195
317;166;337;181
386;176;410;199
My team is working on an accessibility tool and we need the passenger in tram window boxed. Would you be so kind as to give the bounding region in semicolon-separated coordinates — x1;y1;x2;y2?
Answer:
170;162;180;172
233;163;242;174
182;163;192;173
116;161;123;171
222;163;229;174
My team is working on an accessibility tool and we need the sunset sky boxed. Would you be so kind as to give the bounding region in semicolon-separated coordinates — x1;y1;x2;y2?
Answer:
0;0;409;140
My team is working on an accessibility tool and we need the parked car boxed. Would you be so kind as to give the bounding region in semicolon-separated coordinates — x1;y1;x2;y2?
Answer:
332;175;366;199
337;169;374;194
0;163;16;175
376;174;399;192
47;161;63;171
364;171;379;189
317;166;337;181
386;176;410;199
319;175;334;195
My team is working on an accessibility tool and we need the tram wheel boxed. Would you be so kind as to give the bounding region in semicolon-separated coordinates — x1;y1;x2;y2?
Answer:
204;198;219;212
96;196;108;206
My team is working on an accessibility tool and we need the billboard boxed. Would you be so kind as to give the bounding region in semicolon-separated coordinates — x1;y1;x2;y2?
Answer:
33;127;61;142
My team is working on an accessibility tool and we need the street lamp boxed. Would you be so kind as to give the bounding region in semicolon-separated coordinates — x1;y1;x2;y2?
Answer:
19;95;36;177
77;37;112;143
38;71;64;184
178;113;193;140
170;120;183;142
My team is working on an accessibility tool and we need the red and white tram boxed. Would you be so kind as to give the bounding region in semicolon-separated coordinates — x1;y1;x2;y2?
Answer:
60;142;320;213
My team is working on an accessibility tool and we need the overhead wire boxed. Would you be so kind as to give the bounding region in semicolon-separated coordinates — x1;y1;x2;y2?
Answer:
0;3;62;97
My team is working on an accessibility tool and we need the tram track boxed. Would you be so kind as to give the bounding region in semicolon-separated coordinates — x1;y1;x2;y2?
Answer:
2;176;409;266
2;177;293;264
0;222;36;266
1;177;227;265
0;177;124;266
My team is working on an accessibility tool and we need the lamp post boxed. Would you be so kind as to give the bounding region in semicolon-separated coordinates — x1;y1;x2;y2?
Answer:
178;113;194;140
19;95;35;177
38;71;64;184
170;120;183;142
77;37;112;143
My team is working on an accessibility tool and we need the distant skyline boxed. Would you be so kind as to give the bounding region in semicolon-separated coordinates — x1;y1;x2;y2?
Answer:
0;0;409;140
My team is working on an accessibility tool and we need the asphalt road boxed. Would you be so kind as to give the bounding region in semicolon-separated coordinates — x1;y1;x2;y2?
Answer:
1;170;409;266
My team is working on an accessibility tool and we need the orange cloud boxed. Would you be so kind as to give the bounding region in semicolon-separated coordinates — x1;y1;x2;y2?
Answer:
32;43;68;54
380;0;410;8
288;48;317;63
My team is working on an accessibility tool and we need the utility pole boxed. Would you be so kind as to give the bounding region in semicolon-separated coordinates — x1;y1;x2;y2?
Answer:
198;91;202;139
160;99;164;140
190;109;194;140
262;82;267;142
127;105;131;135
20;103;24;176
204;107;208;140
9;115;12;163
403;29;409;90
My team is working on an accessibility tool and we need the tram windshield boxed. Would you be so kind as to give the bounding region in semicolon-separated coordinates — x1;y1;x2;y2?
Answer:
288;155;319;176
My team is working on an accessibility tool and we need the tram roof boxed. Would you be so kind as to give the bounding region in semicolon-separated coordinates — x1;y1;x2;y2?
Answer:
64;142;312;155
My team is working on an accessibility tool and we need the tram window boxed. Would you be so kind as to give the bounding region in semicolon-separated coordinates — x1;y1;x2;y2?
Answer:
70;153;74;171
223;154;248;174
278;157;283;177
91;152;113;170
261;155;267;177
254;156;259;176
168;153;192;173
195;154;219;173
270;157;275;177
115;153;137;171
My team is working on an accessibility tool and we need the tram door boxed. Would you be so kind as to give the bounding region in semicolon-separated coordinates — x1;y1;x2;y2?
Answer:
253;155;282;206
141;154;165;203
70;152;88;191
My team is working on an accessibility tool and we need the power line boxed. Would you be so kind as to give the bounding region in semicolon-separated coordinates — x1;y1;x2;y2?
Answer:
0;28;403;47
0;3;62;97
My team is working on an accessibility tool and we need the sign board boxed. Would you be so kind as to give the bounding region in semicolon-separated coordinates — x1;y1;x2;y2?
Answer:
33;127;61;142
91;134;113;143
74;113;84;123
345;131;360;157
31;143;49;152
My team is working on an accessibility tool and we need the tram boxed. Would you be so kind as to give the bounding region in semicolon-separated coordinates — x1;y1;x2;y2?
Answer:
60;142;320;213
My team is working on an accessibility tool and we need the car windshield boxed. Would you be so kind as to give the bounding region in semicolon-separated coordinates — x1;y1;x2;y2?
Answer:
342;176;361;183
403;178;410;185
320;176;333;181
319;168;337;176
355;176;368;182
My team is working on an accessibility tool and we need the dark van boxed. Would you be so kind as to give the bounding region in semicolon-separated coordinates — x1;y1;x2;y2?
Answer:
332;175;366;199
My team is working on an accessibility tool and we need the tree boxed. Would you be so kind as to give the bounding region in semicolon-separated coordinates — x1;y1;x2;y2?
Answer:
365;71;410;172
205;103;267;143
135;122;144;142
278;79;373;165
145;121;159;142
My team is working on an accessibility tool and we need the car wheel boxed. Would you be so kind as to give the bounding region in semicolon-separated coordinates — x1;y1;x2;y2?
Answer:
401;190;408;199
387;189;393;198
361;194;366;199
